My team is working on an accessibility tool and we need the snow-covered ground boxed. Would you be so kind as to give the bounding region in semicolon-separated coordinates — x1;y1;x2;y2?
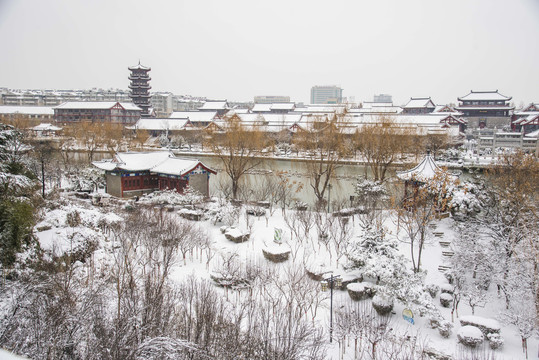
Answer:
22;190;537;359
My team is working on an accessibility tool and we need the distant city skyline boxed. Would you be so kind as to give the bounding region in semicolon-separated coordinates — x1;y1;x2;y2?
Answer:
0;0;538;106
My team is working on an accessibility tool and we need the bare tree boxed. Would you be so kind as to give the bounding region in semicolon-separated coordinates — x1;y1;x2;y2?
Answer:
209;114;267;199
294;113;350;204
355;116;413;182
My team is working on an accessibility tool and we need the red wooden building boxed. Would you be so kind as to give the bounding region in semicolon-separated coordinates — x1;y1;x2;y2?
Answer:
93;151;216;198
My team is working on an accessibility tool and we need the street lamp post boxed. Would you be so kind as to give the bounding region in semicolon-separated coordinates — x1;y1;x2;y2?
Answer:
321;274;342;343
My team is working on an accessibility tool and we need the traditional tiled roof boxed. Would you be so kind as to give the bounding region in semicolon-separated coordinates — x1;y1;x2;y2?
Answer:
251;104;272;112
54;101;141;111
403;97;436;109
93;151;173;172
128;62;151;71
152;157;216;176
397;153;455;182
199;100;228;111
458;90;511;102
127;118;192;131
169;111;217;123
92;151;216;176
270;103;296;111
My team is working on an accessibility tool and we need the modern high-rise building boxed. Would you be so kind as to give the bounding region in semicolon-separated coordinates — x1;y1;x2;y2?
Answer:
373;94;392;103
310;85;343;104
128;62;152;117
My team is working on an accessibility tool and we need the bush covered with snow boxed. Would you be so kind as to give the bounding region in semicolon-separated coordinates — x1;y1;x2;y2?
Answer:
459;315;501;336
457;325;484;347
439;293;453;308
487;333;504;350
139;187;203;206
372;294;394;315
347;282;376;301
262;243;290;263
438;320;453;338
424;284;440;298
439;283;454;294
223;227;250;243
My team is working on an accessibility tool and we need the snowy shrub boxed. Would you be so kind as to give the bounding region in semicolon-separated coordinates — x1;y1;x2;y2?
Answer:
262;243;290;263
428;316;441;329
223;227;250;243
457;325;484;347
372;294;394;315
459;315;501;336
347;282;376;301
139;188;203;206
65;210;81;227
440;283;454;294
487;333;504;350
425;284;440;298
439;293;453;308
437;320;453;338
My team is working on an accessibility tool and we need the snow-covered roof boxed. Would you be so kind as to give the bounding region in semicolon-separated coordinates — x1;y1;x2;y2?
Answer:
128;62;151;71
397;153;457;182
54;101;141;111
251;104;273;112
92;151;216;176
403;97;436;109
271;103;296;111
524;129;539;138
294;105;347;114
458;90;511;101
351;106;402;114
169;111;217;123
152;157;216;176
128;118;191;131
30;123;62;131
0;106;54;115
199;101;228;111
512;113;539;125
92;151;173;172
361;101;394;109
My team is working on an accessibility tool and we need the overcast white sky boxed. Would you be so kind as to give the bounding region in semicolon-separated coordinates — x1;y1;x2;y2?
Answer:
0;0;538;105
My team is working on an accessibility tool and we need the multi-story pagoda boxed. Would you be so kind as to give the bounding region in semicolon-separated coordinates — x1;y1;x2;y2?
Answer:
456;90;513;128
128;62;152;117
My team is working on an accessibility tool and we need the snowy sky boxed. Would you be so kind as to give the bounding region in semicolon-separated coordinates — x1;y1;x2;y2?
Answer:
0;0;538;106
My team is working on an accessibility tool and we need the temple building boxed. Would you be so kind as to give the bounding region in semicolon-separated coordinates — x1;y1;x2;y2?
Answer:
128;62;152;117
92;151;216;198
512;103;539;134
401;97;436;114
456;90;513;129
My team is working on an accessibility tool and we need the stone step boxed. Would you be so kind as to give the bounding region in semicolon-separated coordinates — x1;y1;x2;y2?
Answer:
439;241;451;248
442;251;454;257
438;265;452;272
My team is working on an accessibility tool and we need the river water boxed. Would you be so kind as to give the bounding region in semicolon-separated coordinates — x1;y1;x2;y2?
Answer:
81;151;470;206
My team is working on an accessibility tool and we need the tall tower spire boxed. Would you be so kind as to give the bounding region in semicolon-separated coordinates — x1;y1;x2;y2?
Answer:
128;62;152;117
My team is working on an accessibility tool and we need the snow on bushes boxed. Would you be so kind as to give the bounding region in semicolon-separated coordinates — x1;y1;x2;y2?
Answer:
424;284;440;298
347;282;376;301
262;242;290;263
437;320;453;338
222;227;250;243
439;293;453;308
457;325;484;347
139;187;203;206
486;333;504;350
459;315;501;336
372;294;394;315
